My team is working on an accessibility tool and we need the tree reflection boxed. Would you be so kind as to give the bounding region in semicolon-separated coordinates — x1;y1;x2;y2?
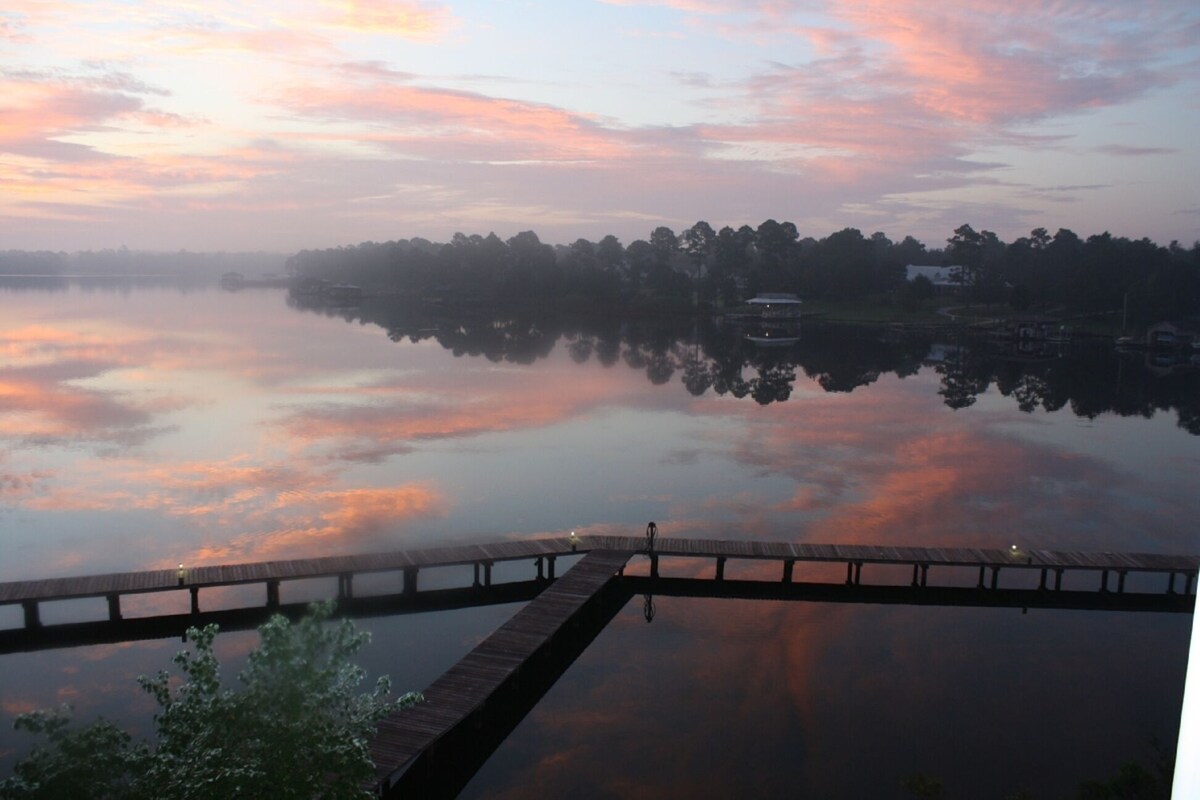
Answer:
284;295;1200;433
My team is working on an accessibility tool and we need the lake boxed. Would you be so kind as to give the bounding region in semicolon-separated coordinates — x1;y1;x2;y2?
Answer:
1;280;1197;798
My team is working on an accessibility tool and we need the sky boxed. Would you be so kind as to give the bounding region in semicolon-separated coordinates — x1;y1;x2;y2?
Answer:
1;0;1199;253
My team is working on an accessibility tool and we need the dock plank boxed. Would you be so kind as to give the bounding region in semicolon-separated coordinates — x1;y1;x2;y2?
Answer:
1;535;1195;621
370;549;634;787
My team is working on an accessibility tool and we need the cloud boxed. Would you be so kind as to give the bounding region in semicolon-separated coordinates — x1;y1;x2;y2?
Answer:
0;467;52;503
274;77;654;165
319;0;455;38
0;72;145;160
2;0;1197;250
1094;144;1178;157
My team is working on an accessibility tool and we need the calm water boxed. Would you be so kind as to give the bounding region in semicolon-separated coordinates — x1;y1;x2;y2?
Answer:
1;281;1197;798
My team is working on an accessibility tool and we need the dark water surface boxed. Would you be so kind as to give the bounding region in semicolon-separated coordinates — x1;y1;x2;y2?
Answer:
0;282;1196;798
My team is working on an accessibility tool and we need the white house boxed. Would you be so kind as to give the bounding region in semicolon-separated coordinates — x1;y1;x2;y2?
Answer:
905;265;964;289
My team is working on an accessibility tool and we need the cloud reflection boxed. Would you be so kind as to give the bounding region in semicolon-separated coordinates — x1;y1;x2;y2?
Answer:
276;365;659;463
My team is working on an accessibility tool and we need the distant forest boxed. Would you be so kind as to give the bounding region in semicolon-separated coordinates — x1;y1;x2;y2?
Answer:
0;249;285;279
3;222;1197;323
286;222;1200;323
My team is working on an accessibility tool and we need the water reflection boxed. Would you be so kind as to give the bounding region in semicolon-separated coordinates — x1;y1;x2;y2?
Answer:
1;285;1196;796
292;294;1200;431
459;597;1188;800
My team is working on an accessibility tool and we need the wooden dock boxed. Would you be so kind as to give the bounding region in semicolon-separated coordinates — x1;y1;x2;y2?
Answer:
0;537;583;630
1;535;1195;635
0;534;1196;795
371;549;635;796
589;536;1200;595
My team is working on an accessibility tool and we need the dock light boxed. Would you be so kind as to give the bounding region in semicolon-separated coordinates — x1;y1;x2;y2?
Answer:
569;530;578;551
177;563;186;584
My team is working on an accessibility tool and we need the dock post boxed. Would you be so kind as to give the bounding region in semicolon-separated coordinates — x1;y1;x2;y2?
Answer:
190;587;200;614
403;568;419;596
1054;568;1064;591
1100;569;1110;592
853;562;863;585
1186;571;1196;596
338;574;355;599
990;566;1000;590
920;564;929;588
977;564;986;588
547;556;556;580
782;559;794;584
912;564;920;587
650;554;659;579
107;594;121;621
536;557;545;581
22;601;40;629
846;562;855;585
1168;572;1177;594
1117;571;1127;593
267;580;280;609
1038;568;1047;590
473;562;481;588
484;561;493;586
715;557;726;581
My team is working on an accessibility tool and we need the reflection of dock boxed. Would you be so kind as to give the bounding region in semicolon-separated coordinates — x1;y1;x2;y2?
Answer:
2;535;1196;794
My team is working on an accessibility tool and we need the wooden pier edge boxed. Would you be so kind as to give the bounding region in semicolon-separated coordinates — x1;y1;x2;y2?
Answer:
2;536;1196;637
370;549;635;795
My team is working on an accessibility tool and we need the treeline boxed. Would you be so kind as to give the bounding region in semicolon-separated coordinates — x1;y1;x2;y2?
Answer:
0;249;286;277
287;222;1200;322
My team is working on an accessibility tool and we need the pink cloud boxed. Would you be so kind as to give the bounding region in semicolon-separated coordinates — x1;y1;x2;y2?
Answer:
321;0;455;38
276;78;652;164
2;0;1196;250
0;75;143;158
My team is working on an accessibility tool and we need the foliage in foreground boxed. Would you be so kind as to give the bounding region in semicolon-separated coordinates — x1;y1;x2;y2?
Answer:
1;601;421;800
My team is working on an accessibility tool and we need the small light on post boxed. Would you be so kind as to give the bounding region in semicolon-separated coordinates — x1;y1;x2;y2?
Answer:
569;530;578;552
177;563;186;585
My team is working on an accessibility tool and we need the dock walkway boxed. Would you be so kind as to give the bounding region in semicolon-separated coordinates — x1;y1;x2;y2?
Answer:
2;536;1196;633
370;548;634;794
1;534;1197;794
590;536;1199;594
0;538;580;629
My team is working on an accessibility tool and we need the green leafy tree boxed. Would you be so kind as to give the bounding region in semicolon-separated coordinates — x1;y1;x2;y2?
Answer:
2;602;420;800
